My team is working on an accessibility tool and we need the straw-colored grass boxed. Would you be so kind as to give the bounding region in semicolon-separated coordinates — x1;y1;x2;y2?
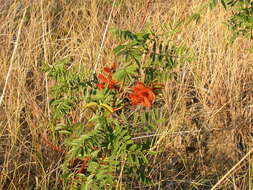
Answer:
0;0;252;189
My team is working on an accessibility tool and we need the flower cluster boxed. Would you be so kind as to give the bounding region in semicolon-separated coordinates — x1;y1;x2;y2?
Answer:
97;64;160;108
97;64;117;89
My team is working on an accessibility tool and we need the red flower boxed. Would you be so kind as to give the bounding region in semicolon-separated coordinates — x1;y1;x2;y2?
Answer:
97;73;116;89
128;82;155;107
97;64;117;89
103;67;111;74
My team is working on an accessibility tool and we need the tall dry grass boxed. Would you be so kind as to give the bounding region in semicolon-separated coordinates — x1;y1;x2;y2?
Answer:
0;0;252;189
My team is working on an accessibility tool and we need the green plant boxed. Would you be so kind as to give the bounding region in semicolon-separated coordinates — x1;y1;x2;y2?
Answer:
189;0;252;49
111;28;192;84
210;0;253;48
225;0;253;44
43;28;191;189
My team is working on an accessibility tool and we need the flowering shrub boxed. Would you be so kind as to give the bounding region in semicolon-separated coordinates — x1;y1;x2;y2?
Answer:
43;28;192;189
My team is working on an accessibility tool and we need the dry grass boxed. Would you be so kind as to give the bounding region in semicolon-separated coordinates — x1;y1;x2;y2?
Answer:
0;0;252;189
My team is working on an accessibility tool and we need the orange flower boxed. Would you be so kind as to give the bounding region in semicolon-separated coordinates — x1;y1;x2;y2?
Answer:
97;64;117;89
103;67;111;74
128;82;155;107
97;73;116;89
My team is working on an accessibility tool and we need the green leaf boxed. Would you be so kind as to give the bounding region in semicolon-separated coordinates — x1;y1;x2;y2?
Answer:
125;139;134;145
113;45;127;55
58;130;72;135
82;174;95;190
113;64;138;82
129;144;137;151
221;0;227;9
210;0;218;9
193;13;201;23
87;162;99;172
110;28;137;40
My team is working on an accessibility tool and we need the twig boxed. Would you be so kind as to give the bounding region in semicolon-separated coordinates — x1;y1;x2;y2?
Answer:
116;156;127;190
132;129;210;140
0;8;27;106
211;148;253;190
40;0;51;119
41;135;67;155
93;0;117;74
140;0;152;29
132;127;240;140
76;157;90;174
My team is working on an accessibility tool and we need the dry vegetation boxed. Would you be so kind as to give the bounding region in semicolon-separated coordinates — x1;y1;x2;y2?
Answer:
0;0;252;189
